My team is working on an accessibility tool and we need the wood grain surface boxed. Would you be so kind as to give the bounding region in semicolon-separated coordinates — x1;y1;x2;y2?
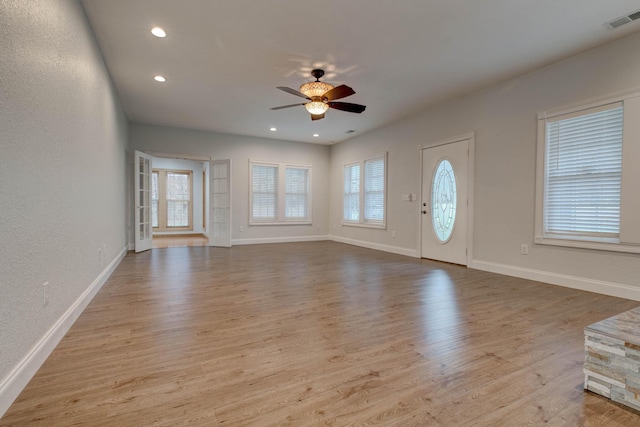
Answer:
2;242;639;426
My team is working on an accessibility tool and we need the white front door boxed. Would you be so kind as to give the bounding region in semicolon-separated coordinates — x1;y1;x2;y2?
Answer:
421;139;469;265
210;159;232;247
134;150;153;253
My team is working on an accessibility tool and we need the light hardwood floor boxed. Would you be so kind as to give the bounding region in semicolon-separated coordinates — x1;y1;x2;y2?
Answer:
152;235;209;249
2;242;639;426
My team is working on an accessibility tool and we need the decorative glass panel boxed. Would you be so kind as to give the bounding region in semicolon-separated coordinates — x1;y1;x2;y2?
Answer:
431;159;457;243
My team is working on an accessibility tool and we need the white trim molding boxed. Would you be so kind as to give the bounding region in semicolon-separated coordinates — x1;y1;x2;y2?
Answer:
332;235;419;258
469;259;640;302
232;235;330;246
0;246;128;418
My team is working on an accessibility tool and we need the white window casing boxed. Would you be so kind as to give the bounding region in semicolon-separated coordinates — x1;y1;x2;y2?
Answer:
535;91;640;253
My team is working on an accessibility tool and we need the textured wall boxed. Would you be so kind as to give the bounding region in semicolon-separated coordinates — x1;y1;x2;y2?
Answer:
330;31;640;291
0;0;127;384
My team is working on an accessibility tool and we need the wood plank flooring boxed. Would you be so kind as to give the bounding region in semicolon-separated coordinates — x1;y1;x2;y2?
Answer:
152;235;209;249
2;242;639;426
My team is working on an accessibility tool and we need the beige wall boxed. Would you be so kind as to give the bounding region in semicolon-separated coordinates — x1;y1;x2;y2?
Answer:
0;0;128;411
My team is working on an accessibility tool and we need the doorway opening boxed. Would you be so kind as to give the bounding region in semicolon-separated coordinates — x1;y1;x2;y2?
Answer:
133;151;232;252
151;156;210;249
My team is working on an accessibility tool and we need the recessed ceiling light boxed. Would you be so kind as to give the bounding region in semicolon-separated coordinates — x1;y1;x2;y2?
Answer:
154;75;166;82
270;127;277;132
313;134;319;137
151;27;166;38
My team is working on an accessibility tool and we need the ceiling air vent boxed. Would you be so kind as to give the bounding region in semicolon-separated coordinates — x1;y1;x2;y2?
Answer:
605;9;640;30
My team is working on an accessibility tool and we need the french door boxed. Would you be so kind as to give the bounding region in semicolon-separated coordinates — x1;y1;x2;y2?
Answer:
134;150;153;252
421;139;469;265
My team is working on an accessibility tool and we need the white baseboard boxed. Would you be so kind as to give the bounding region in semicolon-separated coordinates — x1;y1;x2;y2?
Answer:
232;235;331;246
330;235;419;258
0;246;127;418
469;259;640;302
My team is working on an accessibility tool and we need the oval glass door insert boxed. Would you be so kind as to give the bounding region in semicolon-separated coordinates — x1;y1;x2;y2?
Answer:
431;158;457;243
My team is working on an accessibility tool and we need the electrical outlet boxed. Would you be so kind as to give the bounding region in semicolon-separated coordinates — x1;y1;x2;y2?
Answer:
43;282;49;307
392;231;397;238
239;225;244;232
521;244;529;255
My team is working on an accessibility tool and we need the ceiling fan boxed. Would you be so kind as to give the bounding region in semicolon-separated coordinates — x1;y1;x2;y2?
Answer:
271;69;366;121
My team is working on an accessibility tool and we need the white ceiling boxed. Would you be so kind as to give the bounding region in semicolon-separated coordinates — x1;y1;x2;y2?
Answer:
81;0;640;145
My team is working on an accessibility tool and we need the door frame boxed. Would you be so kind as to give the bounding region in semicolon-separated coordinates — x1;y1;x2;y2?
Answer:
417;132;475;265
140;151;215;248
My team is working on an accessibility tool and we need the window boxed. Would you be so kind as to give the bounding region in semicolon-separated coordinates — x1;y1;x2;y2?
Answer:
343;164;360;222
152;169;193;231
151;171;159;228
431;159;457;242
249;161;311;224
536;92;640;252
251;163;277;221
285;167;309;219
343;153;387;228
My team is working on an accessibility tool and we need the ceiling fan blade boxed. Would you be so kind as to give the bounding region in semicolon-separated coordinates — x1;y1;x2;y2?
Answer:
270;103;306;110
328;102;366;113
323;85;355;101
276;86;310;100
311;113;325;121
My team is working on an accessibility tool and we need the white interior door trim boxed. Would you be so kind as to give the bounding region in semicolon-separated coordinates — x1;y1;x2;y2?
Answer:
417;132;475;264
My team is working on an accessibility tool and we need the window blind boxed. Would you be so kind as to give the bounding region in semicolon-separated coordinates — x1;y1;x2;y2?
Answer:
285;167;309;219
343;164;360;221
251;164;277;220
544;104;623;238
364;157;385;223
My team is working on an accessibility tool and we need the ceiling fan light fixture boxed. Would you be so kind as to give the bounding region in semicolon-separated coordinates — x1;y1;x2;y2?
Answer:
305;101;329;115
299;81;334;98
272;69;365;120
